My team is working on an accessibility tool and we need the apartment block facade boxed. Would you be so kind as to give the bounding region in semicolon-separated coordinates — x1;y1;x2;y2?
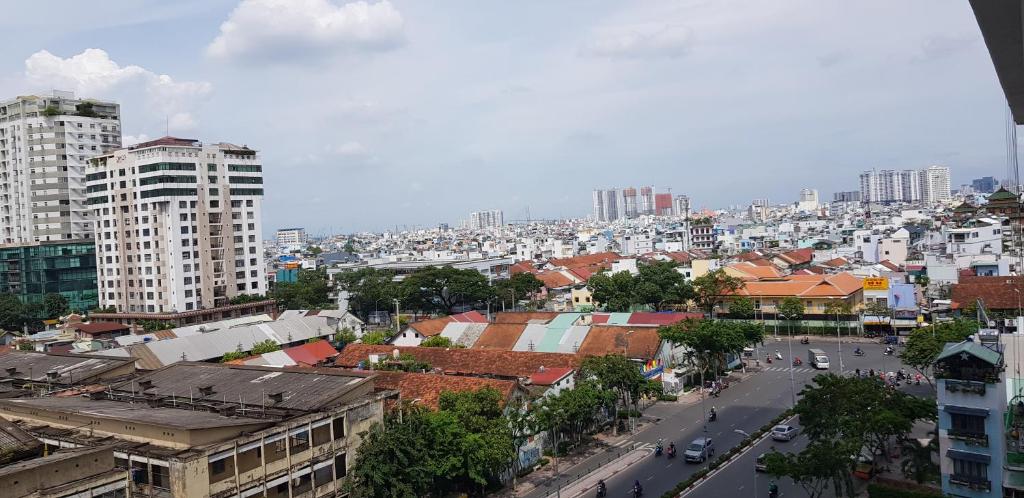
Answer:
0;91;121;244
469;209;504;229
85;137;266;313
0;240;98;312
859;166;952;205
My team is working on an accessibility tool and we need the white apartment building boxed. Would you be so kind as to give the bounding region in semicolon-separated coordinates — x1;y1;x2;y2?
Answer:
0;91;121;244
921;165;952;204
796;188;819;211
469;209;504;229
85;137;267;313
276;227;307;251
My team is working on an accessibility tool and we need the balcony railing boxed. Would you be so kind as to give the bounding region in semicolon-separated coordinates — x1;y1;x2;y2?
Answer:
944;379;987;395
948;429;988;447
1007;451;1024;470
949;474;990;492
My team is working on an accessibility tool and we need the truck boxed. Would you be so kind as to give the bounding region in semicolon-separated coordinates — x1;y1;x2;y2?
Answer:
808;348;830;369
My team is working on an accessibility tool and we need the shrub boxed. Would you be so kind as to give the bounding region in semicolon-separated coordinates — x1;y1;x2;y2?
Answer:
361;330;391;345
658;394;678;402
420;336;453;348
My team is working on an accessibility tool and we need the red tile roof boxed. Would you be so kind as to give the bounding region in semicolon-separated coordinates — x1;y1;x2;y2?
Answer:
878;260;901;272
577;326;662;360
494;312;560;324
952;276;1024;310
71;322;132;335
776;248;814;265
549;252;622;269
408;311;487;337
535;270;575;289
337;344;580;379
734;272;863;298
472;324;528;350
370;371;519;410
529;367;574;386
284;340;339;367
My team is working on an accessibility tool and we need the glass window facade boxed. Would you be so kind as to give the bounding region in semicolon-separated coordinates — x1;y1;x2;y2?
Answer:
0;241;98;312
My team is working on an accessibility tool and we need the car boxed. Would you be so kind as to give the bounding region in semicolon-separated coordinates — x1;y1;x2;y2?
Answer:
771;424;799;441
755;453;768;472
684;437;715;463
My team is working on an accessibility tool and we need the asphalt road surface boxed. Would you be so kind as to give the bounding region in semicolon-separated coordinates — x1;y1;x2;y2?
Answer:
527;337;929;498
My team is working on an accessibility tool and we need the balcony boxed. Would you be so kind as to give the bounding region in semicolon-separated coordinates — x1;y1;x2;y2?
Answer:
948;429;988;447
949;474;990;492
944;379;987;395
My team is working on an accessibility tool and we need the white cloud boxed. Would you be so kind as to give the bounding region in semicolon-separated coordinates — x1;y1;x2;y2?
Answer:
24;49;211;130
329;141;368;156
580;24;694;59
207;0;405;61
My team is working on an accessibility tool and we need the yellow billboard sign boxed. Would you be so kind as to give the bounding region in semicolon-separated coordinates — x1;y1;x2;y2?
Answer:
863;277;889;291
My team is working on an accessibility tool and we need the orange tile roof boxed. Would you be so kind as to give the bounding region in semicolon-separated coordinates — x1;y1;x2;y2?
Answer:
735;272;863;298
577;325;662;360
336;344;580;379
494;312;560;324
472;324;528;350
536;270;575;289
408;311;486;337
776;248;814;265
370;371;518;410
728;262;784;280
549;252;622;269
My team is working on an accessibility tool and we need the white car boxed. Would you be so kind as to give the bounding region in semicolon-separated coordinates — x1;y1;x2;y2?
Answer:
771;424;799;441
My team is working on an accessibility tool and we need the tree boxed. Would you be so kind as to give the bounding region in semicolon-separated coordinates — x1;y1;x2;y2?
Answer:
344;240;356;253
493;272;544;307
41;293;69;319
900;436;938;484
659;320;759;377
401;266;493;314
578;354;646;434
335;327;358;346
137;319;167;333
634;261;693;311
0;293;27;331
251;339;281;354
691;269;744;315
899;319;978;389
765;438;859;498
587;270;635;312
229;293;267;305
349;407;436;498
270;268;334;309
863;301;890;318
532;380;610;453
336;267;401;320
420;336;454;348
361;330;392;345
307;246;323;255
729;296;755;319
221;349;248;362
777;296;805;334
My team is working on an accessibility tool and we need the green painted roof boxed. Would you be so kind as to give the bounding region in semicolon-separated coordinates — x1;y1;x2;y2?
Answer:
936;340;1002;366
606;312;632;325
989;187;1019;202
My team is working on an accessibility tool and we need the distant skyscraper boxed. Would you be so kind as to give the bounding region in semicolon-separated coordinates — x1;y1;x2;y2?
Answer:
86;137;267;313
796;188;819;211
860;166;950;204
469;209;503;229
833;191;861;202
638;186;655;215
276;227;307;250
0;91;122;244
592;188;623;222
654;193;673;215
900;169;922;203
674;195;691;219
972;176;999;194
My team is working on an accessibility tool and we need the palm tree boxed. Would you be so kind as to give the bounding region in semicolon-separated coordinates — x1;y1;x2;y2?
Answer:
900;436;938;484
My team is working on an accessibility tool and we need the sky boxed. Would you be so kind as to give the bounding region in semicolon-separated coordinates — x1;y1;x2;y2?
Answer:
0;0;1013;233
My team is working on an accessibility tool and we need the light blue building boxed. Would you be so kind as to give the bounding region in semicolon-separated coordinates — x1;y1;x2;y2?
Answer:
936;334;1004;497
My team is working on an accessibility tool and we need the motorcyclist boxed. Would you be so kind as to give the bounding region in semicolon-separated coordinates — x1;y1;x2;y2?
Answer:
597;479;607;497
633;480;643;497
709;407;717;421
655;438;664;455
768;481;779;498
668;442;676;457
775;349;782;360
854;346;863;355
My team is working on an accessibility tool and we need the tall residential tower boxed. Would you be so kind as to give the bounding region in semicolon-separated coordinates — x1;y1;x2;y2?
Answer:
85;137;266;313
0;91;121;244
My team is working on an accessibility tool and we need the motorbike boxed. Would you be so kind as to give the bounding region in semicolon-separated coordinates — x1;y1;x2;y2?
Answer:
774;351;783;360
800;337;810;345
667;445;677;459
597;482;607;498
654;444;663;457
709;409;717;422
793;357;803;366
853;349;865;357
633;483;644;497
884;347;894;356
766;355;773;364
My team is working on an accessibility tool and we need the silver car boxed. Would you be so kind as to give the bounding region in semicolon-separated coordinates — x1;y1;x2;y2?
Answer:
771;424;799;441
684;437;715;462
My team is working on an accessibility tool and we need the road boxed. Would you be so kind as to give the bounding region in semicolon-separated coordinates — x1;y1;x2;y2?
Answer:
526;337;926;498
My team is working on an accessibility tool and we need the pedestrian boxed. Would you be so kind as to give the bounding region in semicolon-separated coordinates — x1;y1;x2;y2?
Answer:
855;368;861;378
869;368;875;378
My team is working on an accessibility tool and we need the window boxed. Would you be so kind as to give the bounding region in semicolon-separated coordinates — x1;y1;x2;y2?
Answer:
333;418;345;440
289;429;310;453
313;464;333;488
334;453;347;478
950;413;986;437
951;457;987;481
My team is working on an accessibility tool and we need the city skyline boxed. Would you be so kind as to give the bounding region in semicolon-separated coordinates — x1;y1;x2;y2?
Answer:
0;1;1012;233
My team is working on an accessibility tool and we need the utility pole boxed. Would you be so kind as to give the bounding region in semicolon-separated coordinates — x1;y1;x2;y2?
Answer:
393;299;400;334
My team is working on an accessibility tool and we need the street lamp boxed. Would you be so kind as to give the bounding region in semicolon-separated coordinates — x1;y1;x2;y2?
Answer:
778;312;797;407
393;299;401;334
701;349;711;433
829;297;844;376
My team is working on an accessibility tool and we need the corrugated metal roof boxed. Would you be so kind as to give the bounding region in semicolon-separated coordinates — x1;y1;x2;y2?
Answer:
512;324;549;352
554;325;592;354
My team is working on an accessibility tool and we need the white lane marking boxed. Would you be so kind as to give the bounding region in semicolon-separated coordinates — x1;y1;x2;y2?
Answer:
665;463;673;469
646;475;655;481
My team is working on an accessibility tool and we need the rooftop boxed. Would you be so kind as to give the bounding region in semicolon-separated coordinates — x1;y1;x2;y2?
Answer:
370;371;518;410
0;351;134;384
0;397;271;430
336;344;580;379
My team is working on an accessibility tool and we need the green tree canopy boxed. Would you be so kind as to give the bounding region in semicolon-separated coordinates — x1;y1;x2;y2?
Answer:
0;293;29;331
251;339;281;355
691;269;744;315
271;268;334;309
578;354;646;434
899;319;978;389
659;319;762;375
361;330;392;345
41;293;70;319
420;336;455;348
728;296;755;319
493;272;545;306
587;270;635;312
334;327;358;346
633;260;693;311
401;266;494;314
863;300;890;318
765;438;860;498
336;267;401;320
777;296;805;324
